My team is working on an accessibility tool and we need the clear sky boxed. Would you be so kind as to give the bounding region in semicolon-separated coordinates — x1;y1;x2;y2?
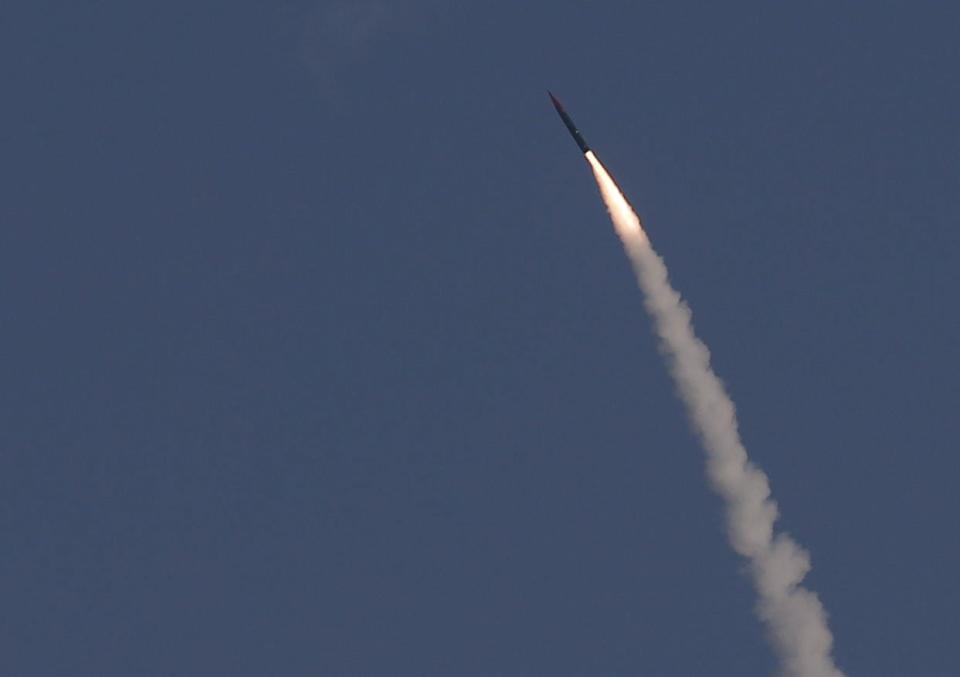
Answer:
3;2;958;675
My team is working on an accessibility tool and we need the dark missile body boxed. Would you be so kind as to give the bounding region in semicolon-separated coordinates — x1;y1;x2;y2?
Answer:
548;91;590;154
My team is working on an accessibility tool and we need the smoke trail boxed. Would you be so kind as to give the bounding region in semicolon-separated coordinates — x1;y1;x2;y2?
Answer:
584;152;843;677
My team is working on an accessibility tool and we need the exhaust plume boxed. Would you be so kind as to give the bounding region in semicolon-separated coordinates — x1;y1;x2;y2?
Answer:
584;151;843;677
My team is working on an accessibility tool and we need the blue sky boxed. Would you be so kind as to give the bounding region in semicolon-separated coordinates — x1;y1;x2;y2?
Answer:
2;2;958;674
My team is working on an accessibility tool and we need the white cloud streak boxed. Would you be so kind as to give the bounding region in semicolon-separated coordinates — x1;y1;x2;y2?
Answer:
585;151;843;677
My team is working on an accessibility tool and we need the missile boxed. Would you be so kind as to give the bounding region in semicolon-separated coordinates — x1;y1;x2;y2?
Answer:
548;91;590;154
549;92;637;214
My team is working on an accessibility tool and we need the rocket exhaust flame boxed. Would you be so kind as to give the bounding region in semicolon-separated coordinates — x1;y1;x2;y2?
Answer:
567;115;844;676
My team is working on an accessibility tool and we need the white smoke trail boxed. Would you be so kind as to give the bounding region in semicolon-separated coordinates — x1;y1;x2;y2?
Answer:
584;151;843;677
